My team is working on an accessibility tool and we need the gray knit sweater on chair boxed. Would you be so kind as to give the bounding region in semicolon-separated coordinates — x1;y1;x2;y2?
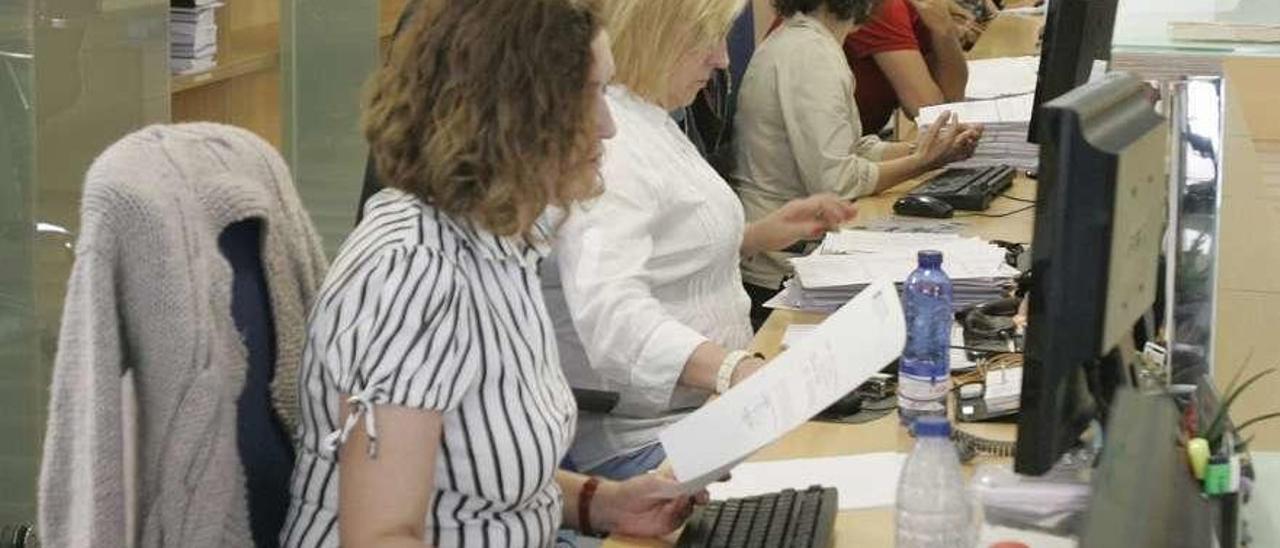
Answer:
38;123;327;547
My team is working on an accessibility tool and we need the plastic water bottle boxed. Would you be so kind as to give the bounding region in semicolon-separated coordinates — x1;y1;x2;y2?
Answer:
896;417;978;548
898;250;953;424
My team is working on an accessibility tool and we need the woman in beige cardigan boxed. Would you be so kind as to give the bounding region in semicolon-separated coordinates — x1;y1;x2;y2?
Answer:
732;0;984;326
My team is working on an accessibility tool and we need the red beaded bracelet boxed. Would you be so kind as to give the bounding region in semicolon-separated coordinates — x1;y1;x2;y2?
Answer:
579;476;602;537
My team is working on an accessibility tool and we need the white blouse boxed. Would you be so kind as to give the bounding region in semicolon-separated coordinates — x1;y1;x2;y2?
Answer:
542;86;754;471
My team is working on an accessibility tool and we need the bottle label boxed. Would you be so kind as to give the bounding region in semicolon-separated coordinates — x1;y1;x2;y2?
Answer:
898;374;951;401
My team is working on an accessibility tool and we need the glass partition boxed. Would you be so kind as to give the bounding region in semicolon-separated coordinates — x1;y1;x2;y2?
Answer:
0;0;168;538
1115;0;1280;55
0;1;37;534
1165;78;1226;382
281;0;379;255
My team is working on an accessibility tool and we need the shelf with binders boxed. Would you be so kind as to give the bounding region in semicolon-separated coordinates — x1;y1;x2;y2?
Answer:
169;0;407;150
170;0;405;94
171;22;277;94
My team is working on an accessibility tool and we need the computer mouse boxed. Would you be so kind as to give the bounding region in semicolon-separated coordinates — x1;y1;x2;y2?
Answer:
894;195;955;218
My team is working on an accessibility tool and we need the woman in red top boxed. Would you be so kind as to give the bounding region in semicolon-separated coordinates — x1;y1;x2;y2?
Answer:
845;0;971;133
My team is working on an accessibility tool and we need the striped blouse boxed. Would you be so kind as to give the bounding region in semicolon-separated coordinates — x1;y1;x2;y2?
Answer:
280;189;577;547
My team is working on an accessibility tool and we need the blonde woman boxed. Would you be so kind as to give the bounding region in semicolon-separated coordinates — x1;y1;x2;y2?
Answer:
280;1;700;546
543;0;857;481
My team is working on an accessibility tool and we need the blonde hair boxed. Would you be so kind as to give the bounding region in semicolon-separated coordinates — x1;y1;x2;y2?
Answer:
604;0;746;103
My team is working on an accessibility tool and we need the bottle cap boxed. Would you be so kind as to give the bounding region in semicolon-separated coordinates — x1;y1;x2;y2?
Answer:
1187;438;1209;479
913;416;951;438
918;250;943;268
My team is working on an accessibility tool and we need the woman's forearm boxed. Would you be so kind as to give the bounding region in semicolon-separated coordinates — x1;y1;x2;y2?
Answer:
740;223;770;258
873;153;929;193
557;471;623;534
926;26;969;102
558;471;590;531
677;341;731;392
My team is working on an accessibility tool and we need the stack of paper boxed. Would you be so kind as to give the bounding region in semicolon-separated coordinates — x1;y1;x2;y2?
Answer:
765;230;1018;314
171;0;219;75
1169;21;1280;44
982;367;1022;413
1111;50;1224;81
919;93;1039;172
966;56;1040;100
973;464;1092;533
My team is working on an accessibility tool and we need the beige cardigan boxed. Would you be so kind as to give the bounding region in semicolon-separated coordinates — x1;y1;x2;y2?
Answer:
38;124;327;547
731;14;890;289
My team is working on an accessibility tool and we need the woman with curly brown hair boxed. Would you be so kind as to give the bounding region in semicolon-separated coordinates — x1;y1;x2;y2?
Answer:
280;1;698;546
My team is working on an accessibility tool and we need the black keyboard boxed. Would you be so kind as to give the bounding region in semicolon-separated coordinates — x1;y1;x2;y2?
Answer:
908;164;1016;211
675;486;838;548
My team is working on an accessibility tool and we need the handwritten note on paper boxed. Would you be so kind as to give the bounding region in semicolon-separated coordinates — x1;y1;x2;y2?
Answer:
657;281;907;495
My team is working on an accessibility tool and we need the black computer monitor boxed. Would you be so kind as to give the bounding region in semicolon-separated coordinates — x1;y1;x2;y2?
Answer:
1014;72;1168;476
1027;0;1120;144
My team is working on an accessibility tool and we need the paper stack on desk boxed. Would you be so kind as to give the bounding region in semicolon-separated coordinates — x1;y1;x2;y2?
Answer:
766;230;1018;314
918;93;1038;172
966;56;1040;100
170;0;219;75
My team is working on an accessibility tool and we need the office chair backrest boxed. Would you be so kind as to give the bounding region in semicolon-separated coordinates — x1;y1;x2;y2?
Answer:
220;218;294;548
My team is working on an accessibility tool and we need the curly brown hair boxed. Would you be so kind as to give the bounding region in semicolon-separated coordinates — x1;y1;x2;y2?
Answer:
363;0;604;239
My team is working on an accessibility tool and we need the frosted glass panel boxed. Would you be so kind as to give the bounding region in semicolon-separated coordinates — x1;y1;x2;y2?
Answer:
0;0;168;534
1115;0;1280;54
0;0;38;531
281;0;378;255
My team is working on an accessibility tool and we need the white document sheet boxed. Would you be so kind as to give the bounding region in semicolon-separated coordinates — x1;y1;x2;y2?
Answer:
966;56;1041;100
793;233;1015;290
707;453;908;510
658;281;907;495
918;93;1035;126
817;230;962;255
780;324;818;350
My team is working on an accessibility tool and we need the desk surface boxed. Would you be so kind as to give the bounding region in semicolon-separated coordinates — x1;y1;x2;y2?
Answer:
604;176;1037;548
967;13;1044;60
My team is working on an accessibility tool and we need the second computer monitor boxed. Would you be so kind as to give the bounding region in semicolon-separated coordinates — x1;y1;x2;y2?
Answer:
1027;0;1120;144
1015;72;1168;476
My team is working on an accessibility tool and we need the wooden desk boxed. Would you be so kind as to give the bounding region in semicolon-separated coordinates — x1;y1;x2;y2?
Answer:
1213;57;1280;452
605;177;1037;548
968;13;1045;61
